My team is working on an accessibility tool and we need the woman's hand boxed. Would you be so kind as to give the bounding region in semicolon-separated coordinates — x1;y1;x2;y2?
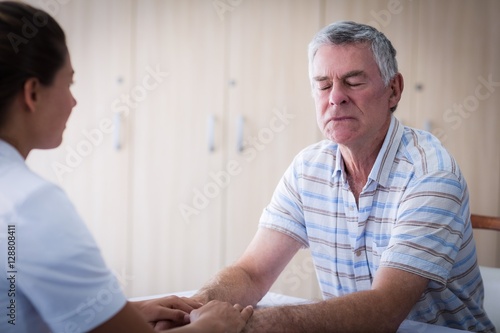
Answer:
188;300;253;333
132;295;203;329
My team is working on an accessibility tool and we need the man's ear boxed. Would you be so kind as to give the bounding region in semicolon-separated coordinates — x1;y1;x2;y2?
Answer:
23;78;41;113
389;73;404;109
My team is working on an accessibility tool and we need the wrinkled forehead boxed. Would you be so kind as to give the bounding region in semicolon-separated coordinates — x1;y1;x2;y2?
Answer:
310;43;378;80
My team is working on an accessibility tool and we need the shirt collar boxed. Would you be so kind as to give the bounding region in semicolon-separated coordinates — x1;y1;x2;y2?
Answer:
331;115;404;188
368;115;404;187
333;142;344;181
0;139;25;164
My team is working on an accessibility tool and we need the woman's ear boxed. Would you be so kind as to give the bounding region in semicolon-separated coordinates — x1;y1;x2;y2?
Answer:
23;78;41;113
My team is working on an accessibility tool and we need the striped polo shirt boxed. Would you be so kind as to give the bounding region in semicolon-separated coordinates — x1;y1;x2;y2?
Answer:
260;116;495;332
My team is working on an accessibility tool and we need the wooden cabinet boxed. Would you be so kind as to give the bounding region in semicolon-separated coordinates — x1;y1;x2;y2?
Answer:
128;0;323;298
223;0;323;299
128;0;227;296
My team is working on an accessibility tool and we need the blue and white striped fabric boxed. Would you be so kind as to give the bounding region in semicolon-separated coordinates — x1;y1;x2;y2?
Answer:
260;116;495;332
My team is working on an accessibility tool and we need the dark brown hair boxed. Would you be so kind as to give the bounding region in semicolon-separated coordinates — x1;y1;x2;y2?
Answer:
0;1;67;126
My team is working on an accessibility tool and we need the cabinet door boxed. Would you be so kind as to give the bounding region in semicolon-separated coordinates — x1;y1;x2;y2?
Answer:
414;0;500;266
224;0;323;299
25;0;134;282
128;0;227;297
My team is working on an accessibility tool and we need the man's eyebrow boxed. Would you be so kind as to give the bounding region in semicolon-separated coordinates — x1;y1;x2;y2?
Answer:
342;70;366;80
312;75;329;82
312;70;367;82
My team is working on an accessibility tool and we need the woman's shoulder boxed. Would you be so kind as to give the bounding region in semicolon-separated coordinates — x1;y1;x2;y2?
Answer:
0;157;60;210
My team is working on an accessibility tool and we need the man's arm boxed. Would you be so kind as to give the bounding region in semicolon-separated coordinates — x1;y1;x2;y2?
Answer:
193;227;429;333
243;266;429;333
193;228;303;306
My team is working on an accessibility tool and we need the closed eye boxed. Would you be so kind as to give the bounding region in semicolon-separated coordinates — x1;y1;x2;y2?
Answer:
345;81;364;87
342;70;367;88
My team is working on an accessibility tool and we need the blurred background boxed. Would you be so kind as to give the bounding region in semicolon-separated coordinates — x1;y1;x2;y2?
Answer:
21;0;500;299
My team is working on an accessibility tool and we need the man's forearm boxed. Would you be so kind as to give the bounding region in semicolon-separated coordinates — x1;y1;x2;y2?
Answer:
193;265;267;307
242;290;405;333
192;268;404;332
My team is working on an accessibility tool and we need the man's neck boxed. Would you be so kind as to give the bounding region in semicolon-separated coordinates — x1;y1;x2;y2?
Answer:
339;125;389;204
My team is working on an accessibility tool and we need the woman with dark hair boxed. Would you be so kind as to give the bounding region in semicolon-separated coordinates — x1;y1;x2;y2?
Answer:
0;2;252;332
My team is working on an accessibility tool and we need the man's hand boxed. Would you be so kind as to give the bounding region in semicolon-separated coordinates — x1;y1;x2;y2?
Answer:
189;300;253;333
132;295;203;329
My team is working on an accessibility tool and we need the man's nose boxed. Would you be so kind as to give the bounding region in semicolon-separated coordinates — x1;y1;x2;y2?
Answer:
329;83;349;106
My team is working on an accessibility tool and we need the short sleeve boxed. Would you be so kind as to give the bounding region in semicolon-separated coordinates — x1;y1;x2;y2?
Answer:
16;184;126;332
259;155;309;247
380;171;467;285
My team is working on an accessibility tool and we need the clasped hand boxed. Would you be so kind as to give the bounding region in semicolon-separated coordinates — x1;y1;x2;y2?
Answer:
132;295;253;332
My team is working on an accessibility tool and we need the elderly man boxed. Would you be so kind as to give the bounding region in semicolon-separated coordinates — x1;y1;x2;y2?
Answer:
193;21;495;332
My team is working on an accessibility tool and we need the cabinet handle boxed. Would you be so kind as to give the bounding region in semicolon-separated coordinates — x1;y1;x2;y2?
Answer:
208;114;216;152
237;115;245;152
113;112;122;151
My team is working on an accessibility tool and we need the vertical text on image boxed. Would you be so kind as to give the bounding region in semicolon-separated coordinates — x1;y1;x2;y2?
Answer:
6;224;17;326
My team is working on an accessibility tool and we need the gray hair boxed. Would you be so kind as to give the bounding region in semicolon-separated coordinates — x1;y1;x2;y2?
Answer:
308;21;398;86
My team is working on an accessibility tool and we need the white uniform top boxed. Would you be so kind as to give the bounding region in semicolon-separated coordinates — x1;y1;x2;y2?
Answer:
0;140;126;333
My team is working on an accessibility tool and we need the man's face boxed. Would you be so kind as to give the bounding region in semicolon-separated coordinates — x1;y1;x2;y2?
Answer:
310;43;400;149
